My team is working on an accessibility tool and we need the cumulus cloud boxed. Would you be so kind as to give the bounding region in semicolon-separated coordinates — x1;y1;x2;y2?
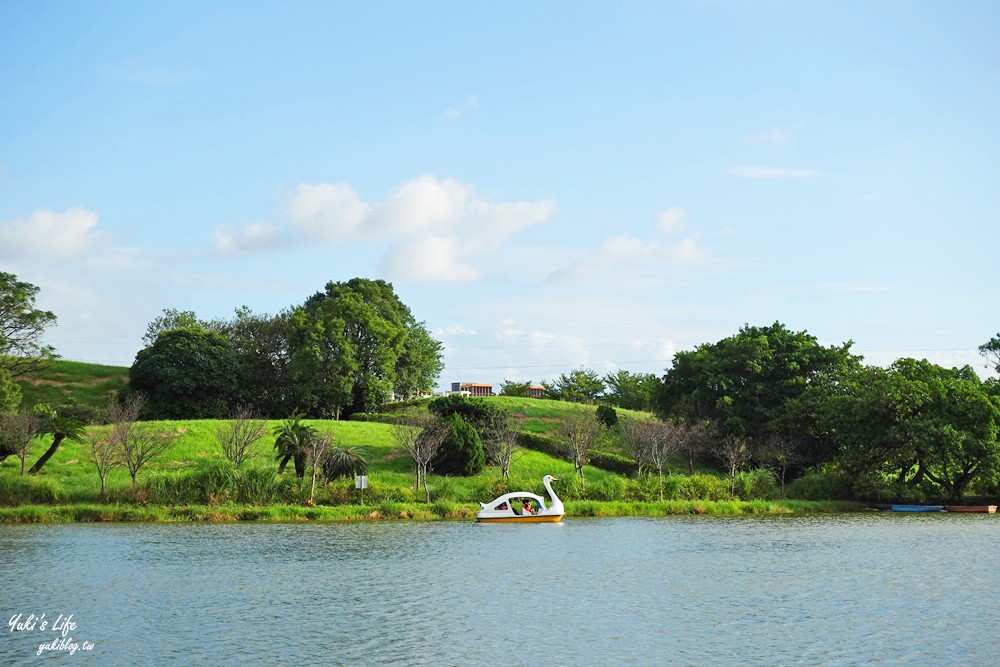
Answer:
0;208;99;259
728;165;818;179
441;95;479;119
214;222;287;255
657;206;687;233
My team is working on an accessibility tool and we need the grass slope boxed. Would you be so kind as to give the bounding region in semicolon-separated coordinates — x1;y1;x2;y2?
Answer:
15;360;129;410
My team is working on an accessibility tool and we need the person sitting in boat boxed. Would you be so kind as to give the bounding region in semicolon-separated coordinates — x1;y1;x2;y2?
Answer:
497;502;508;511
522;500;534;515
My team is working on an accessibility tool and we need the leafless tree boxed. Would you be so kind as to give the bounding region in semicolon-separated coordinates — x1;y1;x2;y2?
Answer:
214;406;267;468
304;431;333;505
559;410;604;495
86;431;119;500
392;416;447;502
108;394;175;487
0;411;41;474
620;418;652;477
676;421;713;474
482;411;522;479
758;433;801;496
715;434;752;498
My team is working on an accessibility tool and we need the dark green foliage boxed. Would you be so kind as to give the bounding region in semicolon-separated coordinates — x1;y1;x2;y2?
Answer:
323;446;370;481
596;404;618;428
0;369;20;413
128;327;242;419
499;380;534;397
0;271;58;379
541;368;605;403
588;450;635;475
288;278;443;418
272;413;314;479
516;432;565;458
602;370;658;411
432;413;485;476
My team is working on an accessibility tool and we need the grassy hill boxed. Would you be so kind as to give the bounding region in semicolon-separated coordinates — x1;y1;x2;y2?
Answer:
15;359;129;410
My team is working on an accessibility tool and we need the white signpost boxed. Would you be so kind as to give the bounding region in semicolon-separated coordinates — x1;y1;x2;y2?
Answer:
355;475;368;505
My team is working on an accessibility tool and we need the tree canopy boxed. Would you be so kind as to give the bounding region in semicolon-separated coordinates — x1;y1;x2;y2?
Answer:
0;272;58;378
128;327;243;419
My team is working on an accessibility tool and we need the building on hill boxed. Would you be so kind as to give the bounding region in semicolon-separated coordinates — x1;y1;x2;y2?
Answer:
528;385;544;398
448;382;494;397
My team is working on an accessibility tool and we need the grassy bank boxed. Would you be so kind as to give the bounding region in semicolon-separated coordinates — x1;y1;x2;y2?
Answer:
0;499;860;523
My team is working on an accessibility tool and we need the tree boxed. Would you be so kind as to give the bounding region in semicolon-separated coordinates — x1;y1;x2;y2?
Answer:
142;308;205;345
0;411;41;474
499;380;534;398
820;359;1000;501
108;394;175;487
220;307;295;418
603;370;658;411
542;368;605;403
0;272;58;379
214;406;267;468
481;411;521;479
620;418;652;477
86;431;119;501
0;369;21;413
392;416;447;502
433;413;485;476
621;418;681;500
655;322;858;471
979;334;1000;375
28;405;85;474
304;430;333;505
676;421;712;474
289;279;443;418
272;413;314;478
128;327;242;419
715;434;752;498
323;445;370;482
559;409;604;494
757;433;802;496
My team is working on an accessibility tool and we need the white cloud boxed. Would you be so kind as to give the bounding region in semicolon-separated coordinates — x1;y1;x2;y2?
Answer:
0;208;99;259
435;325;477;337
746;129;790;143
728;165;818;179
441;95;479;119
381;235;479;283
656;206;687;233
214;222;287;255
286;183;369;242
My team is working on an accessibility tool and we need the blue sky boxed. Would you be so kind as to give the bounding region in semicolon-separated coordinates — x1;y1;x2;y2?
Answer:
2;1;998;390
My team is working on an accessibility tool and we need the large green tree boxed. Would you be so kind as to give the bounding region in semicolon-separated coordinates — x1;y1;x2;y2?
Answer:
0;272;58;379
542;368;605;403
655;322;859;468
128;327;242;419
603;369;658;411
819;359;1000;501
288;279;443;418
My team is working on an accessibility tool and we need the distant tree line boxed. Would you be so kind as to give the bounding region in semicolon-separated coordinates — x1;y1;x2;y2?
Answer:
128;278;444;420
510;322;1000;502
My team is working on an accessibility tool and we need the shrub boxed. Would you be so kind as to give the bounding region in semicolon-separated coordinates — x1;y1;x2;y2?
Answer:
432;413;485;476
677;474;729;501
786;471;853;501
588;450;635;475
733;468;779;500
596;404;618;428
516;432;565;458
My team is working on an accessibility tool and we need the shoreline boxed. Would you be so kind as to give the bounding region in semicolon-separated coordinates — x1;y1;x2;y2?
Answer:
0;499;862;523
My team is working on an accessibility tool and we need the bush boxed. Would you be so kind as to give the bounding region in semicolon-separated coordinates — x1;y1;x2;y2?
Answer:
432;414;485;476
517;432;565;458
588;450;636;475
596;404;618;428
677;474;729;501
733;468;779;500
786;471;853;501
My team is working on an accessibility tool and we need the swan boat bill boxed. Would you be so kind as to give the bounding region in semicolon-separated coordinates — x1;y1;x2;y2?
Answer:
476;474;564;523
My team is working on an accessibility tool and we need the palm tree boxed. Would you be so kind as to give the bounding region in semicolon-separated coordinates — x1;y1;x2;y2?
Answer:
29;408;85;474
323;445;370;482
272;413;315;479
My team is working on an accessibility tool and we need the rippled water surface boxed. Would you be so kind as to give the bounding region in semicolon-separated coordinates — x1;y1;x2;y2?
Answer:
2;514;998;665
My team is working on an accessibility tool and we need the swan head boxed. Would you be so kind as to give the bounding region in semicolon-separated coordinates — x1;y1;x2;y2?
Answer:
544;475;559;483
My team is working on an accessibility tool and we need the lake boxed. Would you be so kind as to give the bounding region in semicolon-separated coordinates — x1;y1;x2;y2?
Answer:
2;514;998;665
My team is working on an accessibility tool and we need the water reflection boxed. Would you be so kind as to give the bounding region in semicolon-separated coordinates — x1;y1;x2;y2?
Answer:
1;515;998;665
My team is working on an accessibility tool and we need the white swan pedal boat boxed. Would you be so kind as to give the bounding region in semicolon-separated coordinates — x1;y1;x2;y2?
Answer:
477;475;564;523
